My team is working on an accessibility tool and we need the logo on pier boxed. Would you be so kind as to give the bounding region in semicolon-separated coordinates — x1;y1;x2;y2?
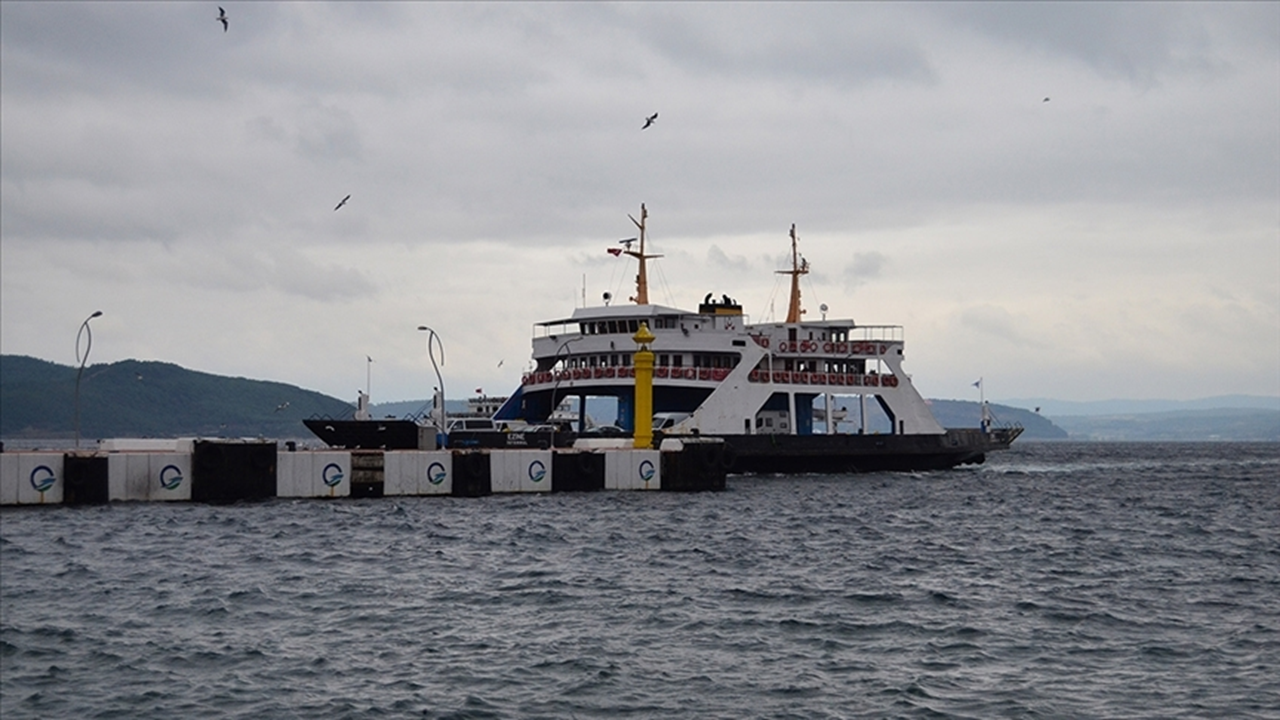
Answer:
527;459;547;483
638;459;656;482
29;465;56;493
158;464;184;490
322;463;344;487
427;461;447;485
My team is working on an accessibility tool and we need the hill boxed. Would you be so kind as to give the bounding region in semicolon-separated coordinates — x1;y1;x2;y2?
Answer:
0;355;353;440
999;395;1280;416
1050;408;1280;441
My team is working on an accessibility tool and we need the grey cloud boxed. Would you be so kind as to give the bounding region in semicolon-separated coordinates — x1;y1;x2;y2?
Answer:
844;251;888;292
707;244;750;273
958;304;1043;347
629;4;937;87
943;3;1276;86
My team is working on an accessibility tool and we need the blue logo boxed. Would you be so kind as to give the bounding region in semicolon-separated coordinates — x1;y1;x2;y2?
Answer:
322;463;344;487
638;459;656;482
158;464;184;490
427;461;447;485
527;459;547;483
29;465;56;493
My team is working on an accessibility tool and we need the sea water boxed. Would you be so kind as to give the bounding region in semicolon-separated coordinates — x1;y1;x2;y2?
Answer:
2;442;1277;719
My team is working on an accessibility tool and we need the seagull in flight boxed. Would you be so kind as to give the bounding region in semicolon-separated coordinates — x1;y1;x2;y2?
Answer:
1043;97;1050;103
334;194;351;211
274;401;290;413
217;6;228;32
642;112;658;129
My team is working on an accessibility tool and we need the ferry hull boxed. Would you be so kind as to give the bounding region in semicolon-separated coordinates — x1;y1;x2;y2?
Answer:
303;419;423;450
712;428;1022;474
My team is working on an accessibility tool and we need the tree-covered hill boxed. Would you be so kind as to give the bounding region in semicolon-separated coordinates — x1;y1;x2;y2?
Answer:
0;355;353;439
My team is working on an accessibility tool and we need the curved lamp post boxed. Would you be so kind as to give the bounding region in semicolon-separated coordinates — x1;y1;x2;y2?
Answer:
416;326;447;430
74;310;103;449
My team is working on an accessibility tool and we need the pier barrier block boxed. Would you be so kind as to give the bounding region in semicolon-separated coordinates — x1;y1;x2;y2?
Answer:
63;454;109;505
661;440;728;492
551;451;605;492
605;450;662;491
192;441;277;503
277;451;351;498
490;450;553;493
108;452;192;502
5;453;65;505
383;451;452;496
451;450;491;497
1;453;20;505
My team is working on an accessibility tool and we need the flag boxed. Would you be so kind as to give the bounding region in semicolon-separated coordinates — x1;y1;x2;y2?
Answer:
972;380;981;388
607;247;623;256
475;387;483;394
367;355;373;363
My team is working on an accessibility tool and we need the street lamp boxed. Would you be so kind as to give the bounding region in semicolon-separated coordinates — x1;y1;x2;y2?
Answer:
416;326;447;430
74;310;103;449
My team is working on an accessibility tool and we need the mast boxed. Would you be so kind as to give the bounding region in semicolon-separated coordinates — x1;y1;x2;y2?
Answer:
626;203;663;305
777;223;809;323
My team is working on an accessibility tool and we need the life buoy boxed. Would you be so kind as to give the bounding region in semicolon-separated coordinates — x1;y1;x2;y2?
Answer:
848;374;859;386
698;368;711;381
656;367;669;378
884;375;898;387
522;373;531;385
866;375;879;387
749;369;761;382
773;371;785;383
797;372;809;384
605;367;616;378
594;367;605;379
813;373;826;385
837;342;848;354
719;443;737;470
754;336;770;349
684;368;696;380
700;444;721;471
831;374;843;386
823;342;834;353
712;368;728;381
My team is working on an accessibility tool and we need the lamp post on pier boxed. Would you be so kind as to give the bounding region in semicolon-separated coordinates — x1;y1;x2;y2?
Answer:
74;310;103;449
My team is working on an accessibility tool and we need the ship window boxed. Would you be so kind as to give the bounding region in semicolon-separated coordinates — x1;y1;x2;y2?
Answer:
610;354;618;366
673;355;683;368
622;354;631;367
607;321;617;334
588;356;598;367
658;354;669;366
788;328;797;341
628;319;639;333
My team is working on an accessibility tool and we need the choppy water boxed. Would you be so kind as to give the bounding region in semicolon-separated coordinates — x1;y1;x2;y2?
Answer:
3;442;1278;719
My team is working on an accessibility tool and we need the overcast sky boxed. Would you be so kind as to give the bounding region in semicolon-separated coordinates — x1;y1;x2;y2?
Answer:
2;2;1277;407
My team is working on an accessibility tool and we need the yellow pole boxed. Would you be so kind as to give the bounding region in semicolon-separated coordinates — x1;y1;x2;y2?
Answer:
632;322;656;449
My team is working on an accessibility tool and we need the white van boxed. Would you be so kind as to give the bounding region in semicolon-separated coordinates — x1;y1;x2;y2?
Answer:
652;412;691;431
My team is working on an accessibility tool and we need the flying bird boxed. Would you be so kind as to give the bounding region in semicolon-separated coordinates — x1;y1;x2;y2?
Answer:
217;6;228;32
334;194;351;211
1043;97;1050;102
274;401;290;413
642;112;658;129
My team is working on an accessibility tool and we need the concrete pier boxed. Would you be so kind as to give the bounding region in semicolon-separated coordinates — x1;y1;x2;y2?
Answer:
0;438;726;506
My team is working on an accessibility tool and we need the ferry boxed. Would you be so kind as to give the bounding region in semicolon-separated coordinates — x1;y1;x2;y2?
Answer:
496;204;1021;472
306;204;1021;472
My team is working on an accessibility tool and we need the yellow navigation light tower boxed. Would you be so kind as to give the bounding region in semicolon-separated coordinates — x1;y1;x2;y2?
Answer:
632;321;656;449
